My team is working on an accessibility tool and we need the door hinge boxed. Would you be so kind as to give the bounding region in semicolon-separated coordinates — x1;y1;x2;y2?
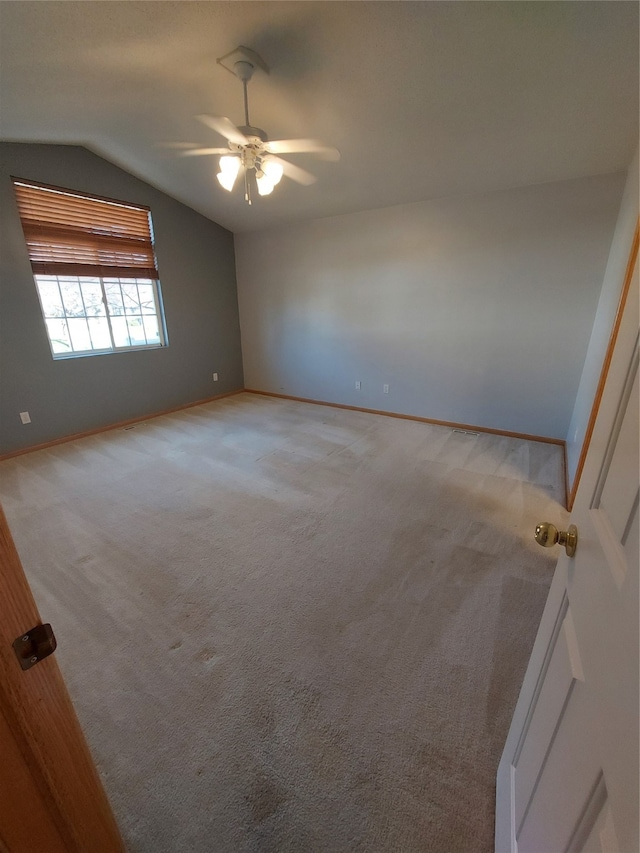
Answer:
13;623;57;670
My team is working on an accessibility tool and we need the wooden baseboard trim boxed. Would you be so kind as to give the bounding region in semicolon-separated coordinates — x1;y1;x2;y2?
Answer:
244;389;566;447
0;389;245;461
2;388;569;506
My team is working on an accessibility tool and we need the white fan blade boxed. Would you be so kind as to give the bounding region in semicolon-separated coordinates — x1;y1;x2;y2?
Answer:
196;115;248;145
267;139;340;161
269;155;317;186
156;142;202;150
179;147;231;157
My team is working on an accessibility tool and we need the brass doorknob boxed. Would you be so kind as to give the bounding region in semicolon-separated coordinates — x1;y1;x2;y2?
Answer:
535;522;578;557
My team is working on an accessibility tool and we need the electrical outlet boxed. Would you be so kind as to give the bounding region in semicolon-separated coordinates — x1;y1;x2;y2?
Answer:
383;384;390;394
20;411;31;424
213;373;219;381
355;380;361;390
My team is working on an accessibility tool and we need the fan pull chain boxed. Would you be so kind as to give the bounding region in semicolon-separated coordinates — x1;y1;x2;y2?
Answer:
244;166;251;205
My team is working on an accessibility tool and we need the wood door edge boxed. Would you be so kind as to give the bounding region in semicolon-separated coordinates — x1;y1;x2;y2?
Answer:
0;504;125;851
567;220;639;511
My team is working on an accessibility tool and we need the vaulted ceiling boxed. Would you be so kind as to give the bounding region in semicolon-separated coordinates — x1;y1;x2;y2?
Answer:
1;1;637;233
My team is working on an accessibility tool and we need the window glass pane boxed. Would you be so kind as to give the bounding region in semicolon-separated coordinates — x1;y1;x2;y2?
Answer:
121;283;141;315
104;281;124;315
36;273;164;357
137;284;156;315
143;315;160;345
45;319;72;354
67;318;93;352
80;280;105;316
127;316;147;346
59;279;86;317
110;316;131;347
87;317;113;350
36;280;64;318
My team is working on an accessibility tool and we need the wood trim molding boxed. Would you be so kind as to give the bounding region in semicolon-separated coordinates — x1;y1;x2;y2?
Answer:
563;444;570;512
567;219;640;511
2;385;570;505
0;389;245;461
0;505;124;851
245;389;566;447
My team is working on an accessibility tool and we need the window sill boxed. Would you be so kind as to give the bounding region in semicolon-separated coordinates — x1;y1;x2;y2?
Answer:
52;344;167;361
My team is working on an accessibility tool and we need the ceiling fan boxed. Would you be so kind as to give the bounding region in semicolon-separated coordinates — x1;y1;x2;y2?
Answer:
177;46;340;204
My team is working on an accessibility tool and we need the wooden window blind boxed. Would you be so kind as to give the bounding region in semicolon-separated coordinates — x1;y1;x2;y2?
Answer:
12;179;159;279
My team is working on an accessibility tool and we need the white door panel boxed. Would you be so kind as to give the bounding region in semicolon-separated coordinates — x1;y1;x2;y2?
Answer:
512;602;582;833
496;238;639;853
569;775;617;853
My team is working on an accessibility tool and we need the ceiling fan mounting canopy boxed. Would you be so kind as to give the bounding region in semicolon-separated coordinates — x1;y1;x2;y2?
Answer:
232;60;257;84
216;45;269;79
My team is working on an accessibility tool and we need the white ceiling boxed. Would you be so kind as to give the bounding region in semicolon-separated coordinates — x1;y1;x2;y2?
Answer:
1;1;637;233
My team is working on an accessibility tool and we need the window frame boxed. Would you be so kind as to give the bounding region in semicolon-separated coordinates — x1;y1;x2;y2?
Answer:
33;273;168;359
12;177;169;360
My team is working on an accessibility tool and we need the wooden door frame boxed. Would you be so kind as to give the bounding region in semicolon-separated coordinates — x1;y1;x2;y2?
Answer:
0;504;124;851
567;221;639;510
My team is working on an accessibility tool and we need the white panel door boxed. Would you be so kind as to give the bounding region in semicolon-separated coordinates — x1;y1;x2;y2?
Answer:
495;241;639;852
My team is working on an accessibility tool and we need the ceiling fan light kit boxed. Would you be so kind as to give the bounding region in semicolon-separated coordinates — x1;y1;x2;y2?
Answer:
216;155;240;192
256;160;284;196
185;46;339;205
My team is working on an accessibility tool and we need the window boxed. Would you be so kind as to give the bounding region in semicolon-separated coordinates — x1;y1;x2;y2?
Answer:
13;179;167;358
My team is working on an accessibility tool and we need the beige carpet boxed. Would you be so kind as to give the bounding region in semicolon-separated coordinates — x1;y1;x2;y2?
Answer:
0;393;567;852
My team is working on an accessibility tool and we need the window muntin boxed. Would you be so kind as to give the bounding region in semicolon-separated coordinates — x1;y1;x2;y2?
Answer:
13;178;168;359
34;275;165;357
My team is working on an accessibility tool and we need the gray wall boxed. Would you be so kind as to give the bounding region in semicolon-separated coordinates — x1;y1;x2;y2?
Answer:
236;173;624;440
0;143;243;455
565;148;639;486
